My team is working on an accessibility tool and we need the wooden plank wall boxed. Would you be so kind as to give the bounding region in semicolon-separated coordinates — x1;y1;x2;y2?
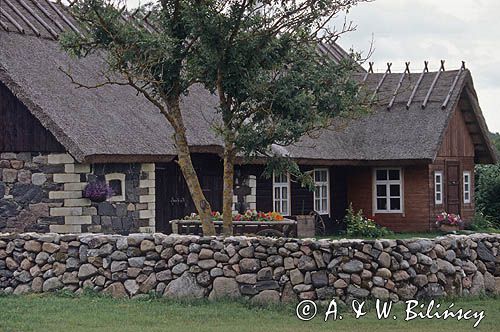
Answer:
430;105;476;225
347;165;431;232
0;82;64;152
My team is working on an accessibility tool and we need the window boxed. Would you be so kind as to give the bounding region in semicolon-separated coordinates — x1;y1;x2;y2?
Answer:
313;169;329;215
434;171;443;205
374;168;403;213
463;171;471;204
273;172;290;215
105;173;126;202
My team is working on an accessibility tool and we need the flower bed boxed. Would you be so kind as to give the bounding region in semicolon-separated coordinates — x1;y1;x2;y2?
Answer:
436;212;464;232
184;210;285;222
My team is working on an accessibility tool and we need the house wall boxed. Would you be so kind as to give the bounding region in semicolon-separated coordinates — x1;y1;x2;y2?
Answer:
0;152;155;234
430;106;476;225
0;82;65;153
241;165;346;232
347;165;431;232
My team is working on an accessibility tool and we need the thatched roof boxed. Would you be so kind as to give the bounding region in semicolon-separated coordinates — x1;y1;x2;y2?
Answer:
285;68;497;164
0;0;496;164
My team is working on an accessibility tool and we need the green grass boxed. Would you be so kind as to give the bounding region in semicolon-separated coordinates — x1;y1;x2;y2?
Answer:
318;229;500;241
0;293;498;331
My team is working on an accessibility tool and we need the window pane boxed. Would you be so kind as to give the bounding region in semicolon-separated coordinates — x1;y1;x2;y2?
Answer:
274;187;280;200
436;174;441;182
389;170;400;180
436;184;441;192
390;184;400;197
377;198;387;210
465;184;469;191
376;185;387;197
315;200;320;211
282;201;288;214
274;201;279;212
436;193;441;201
390;198;401;210
321;185;327;198
282;187;287;200
376;170;387;181
322;199;327;210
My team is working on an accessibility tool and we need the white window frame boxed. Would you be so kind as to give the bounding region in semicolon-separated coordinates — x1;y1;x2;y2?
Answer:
105;173;126;202
434;171;443;205
463;171;471;204
373;168;404;214
272;172;291;215
313;168;330;215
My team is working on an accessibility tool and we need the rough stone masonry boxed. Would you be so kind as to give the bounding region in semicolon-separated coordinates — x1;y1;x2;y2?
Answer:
0;232;499;303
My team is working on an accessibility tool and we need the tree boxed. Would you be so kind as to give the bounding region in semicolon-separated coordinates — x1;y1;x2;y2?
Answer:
188;0;366;234
60;0;218;235
61;0;365;236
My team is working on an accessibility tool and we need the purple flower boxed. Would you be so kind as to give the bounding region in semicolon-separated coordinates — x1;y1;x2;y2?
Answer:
83;182;113;202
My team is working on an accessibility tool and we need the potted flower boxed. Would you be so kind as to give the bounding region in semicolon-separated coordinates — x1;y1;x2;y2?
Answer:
436;212;463;232
83;182;113;203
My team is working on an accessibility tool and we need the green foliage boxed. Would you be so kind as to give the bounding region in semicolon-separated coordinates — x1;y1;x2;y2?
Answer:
344;204;393;238
490;132;500;153
468;212;496;232
475;163;500;228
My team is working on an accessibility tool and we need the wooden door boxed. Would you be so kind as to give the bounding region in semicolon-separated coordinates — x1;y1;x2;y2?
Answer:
155;158;223;233
446;162;460;215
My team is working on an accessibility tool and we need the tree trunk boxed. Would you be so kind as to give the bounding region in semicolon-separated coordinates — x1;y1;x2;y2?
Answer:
168;101;216;236
222;147;235;236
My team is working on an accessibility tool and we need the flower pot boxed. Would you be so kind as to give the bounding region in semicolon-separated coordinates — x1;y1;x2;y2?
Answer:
440;224;460;232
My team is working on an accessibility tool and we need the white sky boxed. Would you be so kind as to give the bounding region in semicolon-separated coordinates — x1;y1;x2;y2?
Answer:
337;0;500;132
124;0;499;132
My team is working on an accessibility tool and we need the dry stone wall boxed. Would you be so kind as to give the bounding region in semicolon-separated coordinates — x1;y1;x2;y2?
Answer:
0;232;499;302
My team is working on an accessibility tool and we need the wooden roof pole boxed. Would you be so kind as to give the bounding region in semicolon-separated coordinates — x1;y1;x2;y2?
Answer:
0;7;24;33
362;61;374;82
441;61;466;109
4;0;40;36
388;62;410;110
16;0;59;39
370;62;391;104
422;60;445;109
44;0;83;36
406;61;428;109
30;0;65;32
0;19;10;32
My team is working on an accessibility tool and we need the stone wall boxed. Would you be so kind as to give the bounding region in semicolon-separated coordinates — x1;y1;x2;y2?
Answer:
0;152;155;234
0;232;498;302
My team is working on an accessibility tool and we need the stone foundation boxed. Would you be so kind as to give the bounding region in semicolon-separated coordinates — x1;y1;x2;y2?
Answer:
0;152;155;234
0;233;498;302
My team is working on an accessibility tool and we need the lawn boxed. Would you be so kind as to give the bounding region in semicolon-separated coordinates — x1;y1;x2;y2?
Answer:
318;229;500;241
0;293;498;332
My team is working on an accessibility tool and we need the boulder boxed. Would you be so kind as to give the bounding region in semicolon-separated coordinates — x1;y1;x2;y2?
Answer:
42;277;63;292
124;279;140;296
377;252;391;268
342;260;363;273
139;273;157;293
103;282;128;298
78;264;98;279
164;272;205;299
209;277;241;300
251;290;280;304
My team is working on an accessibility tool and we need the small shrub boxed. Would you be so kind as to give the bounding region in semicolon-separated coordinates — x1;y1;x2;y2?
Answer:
344;204;393;238
468;212;496;232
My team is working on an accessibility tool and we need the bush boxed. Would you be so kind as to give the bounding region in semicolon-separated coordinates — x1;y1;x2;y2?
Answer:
468;212;496;232
344;204;393;238
475;164;500;229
